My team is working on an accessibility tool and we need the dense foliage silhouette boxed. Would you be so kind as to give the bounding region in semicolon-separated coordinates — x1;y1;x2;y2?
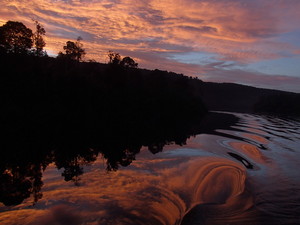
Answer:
254;92;300;116
0;20;47;56
120;56;138;68
200;82;300;116
1;19;299;208
0;51;208;206
107;51;138;68
0;105;236;207
58;36;86;61
32;20;47;57
0;21;33;54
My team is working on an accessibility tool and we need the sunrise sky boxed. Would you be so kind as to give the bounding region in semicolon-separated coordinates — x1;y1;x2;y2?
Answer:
1;0;300;92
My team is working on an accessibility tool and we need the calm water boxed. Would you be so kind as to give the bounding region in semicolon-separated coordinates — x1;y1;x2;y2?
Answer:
1;112;300;225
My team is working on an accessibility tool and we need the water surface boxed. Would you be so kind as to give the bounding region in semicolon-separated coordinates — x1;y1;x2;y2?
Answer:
1;112;300;225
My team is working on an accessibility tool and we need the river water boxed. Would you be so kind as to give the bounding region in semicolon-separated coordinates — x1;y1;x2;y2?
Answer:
1;112;300;225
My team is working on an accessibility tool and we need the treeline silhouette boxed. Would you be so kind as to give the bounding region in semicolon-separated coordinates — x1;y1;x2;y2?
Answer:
0;20;208;206
254;92;300;116
0;20;46;56
200;82;300;117
1;19;299;117
1;19;299;207
0;52;207;157
0;51;208;206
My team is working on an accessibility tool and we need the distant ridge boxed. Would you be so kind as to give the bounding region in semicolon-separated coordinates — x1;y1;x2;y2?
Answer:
1;52;299;117
199;82;300;116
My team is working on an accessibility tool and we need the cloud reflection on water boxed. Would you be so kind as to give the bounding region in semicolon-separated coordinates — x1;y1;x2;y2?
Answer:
0;154;250;225
1;112;300;224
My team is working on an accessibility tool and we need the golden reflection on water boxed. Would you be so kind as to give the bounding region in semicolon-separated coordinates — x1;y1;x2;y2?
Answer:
0;152;251;225
1;113;300;225
242;133;269;144
228;142;268;163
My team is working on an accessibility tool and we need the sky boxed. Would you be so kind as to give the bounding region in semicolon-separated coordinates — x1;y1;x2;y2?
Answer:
1;0;300;93
0;145;249;225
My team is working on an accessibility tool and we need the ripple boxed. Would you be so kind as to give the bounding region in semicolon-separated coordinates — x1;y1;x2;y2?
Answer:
1;112;300;224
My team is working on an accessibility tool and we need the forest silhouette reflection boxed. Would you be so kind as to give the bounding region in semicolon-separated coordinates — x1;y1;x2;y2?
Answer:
0;110;238;207
1;46;209;207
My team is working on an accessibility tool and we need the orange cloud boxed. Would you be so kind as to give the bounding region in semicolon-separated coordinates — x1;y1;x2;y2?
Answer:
0;151;251;225
1;0;298;61
1;0;300;92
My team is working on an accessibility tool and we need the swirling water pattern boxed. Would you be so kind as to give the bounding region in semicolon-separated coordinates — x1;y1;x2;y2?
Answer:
0;112;299;225
181;113;300;225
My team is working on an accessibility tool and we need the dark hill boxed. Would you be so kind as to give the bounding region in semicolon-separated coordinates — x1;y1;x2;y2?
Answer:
200;82;300;116
0;53;207;157
0;52;299;206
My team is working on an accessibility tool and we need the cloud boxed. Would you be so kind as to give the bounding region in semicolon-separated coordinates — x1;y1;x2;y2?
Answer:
294;50;300;55
198;62;300;93
0;153;250;225
1;0;300;92
177;25;218;34
32;205;83;225
1;0;297;57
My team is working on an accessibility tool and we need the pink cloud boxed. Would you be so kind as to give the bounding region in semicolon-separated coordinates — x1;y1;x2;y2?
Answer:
1;0;298;61
0;153;249;225
294;49;300;55
1;0;300;92
198;63;300;93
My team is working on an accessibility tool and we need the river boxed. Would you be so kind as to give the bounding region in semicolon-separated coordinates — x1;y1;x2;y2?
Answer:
0;112;300;225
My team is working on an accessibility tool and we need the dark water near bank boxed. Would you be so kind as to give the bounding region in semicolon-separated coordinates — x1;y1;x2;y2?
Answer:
1;112;300;225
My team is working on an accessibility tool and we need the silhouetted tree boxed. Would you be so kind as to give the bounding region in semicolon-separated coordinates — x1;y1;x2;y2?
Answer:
32;20;46;56
0;50;209;205
58;36;86;61
107;50;121;65
0;21;33;54
0;163;44;206
120;56;138;68
107;51;138;68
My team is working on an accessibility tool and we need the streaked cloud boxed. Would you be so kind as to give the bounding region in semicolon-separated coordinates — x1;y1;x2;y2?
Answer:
0;151;248;225
198;63;300;93
1;0;300;92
